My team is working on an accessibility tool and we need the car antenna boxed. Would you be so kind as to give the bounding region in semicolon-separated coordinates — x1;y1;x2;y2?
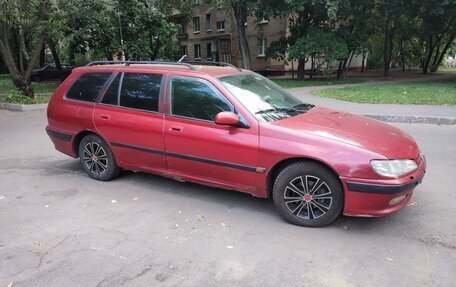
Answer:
177;55;187;63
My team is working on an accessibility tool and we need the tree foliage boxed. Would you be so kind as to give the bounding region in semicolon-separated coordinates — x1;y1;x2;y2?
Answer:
0;0;47;97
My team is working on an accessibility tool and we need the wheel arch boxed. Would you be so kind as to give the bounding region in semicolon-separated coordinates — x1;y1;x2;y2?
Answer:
266;157;343;198
72;130;107;157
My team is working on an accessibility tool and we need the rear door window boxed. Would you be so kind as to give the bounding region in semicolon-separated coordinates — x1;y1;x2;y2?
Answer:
119;73;162;112
101;74;121;105
66;72;111;102
170;76;232;121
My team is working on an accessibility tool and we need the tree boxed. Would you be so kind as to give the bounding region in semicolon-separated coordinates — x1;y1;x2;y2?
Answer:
53;0;192;63
0;0;47;98
216;0;260;69
261;0;330;80
419;0;456;73
288;28;348;79
330;0;373;79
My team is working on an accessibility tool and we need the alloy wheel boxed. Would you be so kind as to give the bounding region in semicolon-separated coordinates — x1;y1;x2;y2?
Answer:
283;175;333;220
82;142;108;175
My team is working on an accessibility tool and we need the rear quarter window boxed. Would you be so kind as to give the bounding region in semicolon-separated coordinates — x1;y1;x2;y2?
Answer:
66;72;111;102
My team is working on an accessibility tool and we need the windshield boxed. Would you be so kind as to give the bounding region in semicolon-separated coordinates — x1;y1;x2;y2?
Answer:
218;73;313;122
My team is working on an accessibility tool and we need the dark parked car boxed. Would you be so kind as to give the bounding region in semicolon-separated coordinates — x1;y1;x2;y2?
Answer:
31;63;73;82
46;61;426;227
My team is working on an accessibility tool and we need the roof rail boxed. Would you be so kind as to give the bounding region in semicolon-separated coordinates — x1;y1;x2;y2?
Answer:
183;61;242;71
85;61;197;70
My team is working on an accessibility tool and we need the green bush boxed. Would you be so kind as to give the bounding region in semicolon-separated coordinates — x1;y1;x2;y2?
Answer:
3;91;36;104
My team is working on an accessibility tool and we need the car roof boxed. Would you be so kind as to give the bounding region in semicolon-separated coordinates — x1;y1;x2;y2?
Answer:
74;63;249;78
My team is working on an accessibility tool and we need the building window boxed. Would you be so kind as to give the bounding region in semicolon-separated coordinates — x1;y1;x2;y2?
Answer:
258;37;266;57
206;14;211;31
216;21;225;31
181;45;188;56
207;43;212;59
178;22;187;34
194;44;201;59
193;17;200;33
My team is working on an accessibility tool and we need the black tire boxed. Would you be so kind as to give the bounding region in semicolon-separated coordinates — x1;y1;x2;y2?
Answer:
31;75;41;82
272;161;343;227
78;134;121;181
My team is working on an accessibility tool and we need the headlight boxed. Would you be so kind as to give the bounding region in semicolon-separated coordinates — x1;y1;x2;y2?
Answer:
370;159;418;177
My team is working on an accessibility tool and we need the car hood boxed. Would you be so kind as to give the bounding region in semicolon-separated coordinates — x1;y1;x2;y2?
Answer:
270;106;419;159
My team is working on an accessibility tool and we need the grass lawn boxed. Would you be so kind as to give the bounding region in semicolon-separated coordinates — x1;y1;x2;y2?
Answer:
0;74;58;104
438;66;456;73
314;78;456;105
272;77;364;89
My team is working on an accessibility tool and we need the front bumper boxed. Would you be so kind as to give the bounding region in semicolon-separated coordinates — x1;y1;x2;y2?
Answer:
341;157;426;217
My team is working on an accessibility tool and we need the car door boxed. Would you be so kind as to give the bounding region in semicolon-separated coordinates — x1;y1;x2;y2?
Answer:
164;75;259;191
93;72;166;173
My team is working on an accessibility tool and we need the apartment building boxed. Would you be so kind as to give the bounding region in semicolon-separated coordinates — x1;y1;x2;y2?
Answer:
177;0;363;75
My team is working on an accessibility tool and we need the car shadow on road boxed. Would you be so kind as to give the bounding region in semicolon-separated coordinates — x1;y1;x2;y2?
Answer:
52;158;402;232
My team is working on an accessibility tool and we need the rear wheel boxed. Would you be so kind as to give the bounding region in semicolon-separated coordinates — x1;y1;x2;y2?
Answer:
272;161;343;227
78;134;121;181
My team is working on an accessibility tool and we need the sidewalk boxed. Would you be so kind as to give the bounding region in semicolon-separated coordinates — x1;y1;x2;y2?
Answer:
287;77;456;125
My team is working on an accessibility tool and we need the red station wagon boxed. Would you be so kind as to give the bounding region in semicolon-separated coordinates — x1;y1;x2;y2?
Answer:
46;61;426;227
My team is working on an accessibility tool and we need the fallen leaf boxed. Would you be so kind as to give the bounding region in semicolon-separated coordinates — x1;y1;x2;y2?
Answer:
164;236;169;240
342;225;349;231
7;282;14;287
133;197;139;201
0;195;5;200
226;245;234;249
386;257;393;261
221;222;231;228
170;224;179;229
407;202;417;207
111;200;117;204
196;214;204;221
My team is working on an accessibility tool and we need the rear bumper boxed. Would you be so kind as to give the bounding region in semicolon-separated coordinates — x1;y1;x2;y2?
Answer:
46;127;76;157
341;159;426;217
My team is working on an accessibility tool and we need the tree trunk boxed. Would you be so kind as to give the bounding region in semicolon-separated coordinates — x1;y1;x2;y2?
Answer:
0;29;46;98
430;32;456;72
383;20;390;76
400;39;405;72
297;59;305;81
310;56;315;79
336;60;344;80
383;18;396;76
48;38;62;72
361;52;366;72
39;44;45;66
422;36;434;74
232;0;251;69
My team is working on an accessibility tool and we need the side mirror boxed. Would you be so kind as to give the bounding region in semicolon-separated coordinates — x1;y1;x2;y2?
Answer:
215;111;240;126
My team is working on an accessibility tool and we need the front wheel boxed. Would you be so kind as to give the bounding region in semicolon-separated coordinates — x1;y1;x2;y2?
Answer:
78;134;121;181
272;161;343;227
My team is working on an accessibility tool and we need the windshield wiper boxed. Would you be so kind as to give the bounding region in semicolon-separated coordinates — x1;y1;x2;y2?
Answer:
255;107;297;115
292;103;315;110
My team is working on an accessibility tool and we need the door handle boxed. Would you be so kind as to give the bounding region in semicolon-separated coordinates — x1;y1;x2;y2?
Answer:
100;114;110;120
169;126;183;132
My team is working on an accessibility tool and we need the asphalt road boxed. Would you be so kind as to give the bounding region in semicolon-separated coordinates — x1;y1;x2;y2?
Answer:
0;110;455;287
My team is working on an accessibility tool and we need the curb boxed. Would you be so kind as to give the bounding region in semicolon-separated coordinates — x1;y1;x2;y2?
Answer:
0;102;454;126
363;114;456;126
0;102;48;112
